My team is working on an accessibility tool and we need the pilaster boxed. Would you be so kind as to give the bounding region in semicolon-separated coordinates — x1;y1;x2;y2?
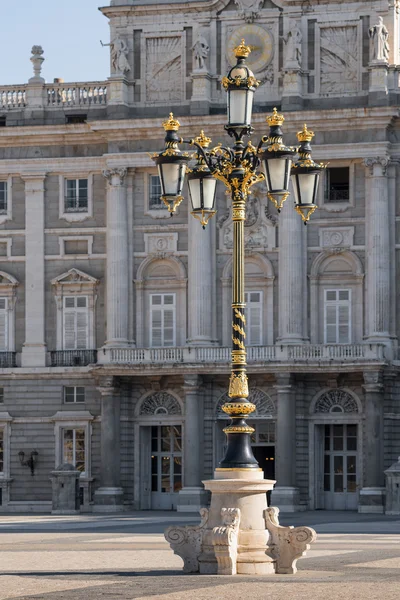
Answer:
21;173;47;367
178;375;208;512
103;168;130;347
93;376;124;512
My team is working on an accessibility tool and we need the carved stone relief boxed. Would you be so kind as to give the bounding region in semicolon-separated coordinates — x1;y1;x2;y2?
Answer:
320;26;358;94
234;0;264;23
319;227;354;249
146;37;182;103
144;233;178;255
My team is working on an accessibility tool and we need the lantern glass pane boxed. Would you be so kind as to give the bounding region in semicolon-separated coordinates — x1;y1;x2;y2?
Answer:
158;163;186;196
228;89;249;126
263;158;290;192
188;179;201;211
291;172;318;206
202;178;217;210
188;177;217;211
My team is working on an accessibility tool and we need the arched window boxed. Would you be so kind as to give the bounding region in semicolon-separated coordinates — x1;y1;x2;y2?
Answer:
314;389;359;414
139;392;182;416
135;256;187;347
310;250;364;344
0;271;18;353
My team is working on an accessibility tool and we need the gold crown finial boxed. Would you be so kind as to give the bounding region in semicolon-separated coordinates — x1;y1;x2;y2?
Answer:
234;39;252;59
267;107;285;127
194;130;212;148
163;113;181;132
297;123;314;142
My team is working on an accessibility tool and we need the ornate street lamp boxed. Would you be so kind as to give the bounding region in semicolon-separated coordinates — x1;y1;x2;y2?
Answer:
153;39;322;471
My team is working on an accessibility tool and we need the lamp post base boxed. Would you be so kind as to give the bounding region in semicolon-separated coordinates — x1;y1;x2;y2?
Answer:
165;469;316;575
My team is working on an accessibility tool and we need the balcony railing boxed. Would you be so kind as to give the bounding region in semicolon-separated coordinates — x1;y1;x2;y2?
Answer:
46;83;108;106
0;352;17;368
50;350;97;367
106;344;384;365
0;87;26;109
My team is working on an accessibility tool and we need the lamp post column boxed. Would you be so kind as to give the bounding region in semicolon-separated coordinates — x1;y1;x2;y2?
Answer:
178;375;208;511
103;168;129;347
93;377;124;511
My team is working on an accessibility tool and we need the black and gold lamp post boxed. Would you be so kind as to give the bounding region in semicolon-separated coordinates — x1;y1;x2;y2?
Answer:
152;39;324;470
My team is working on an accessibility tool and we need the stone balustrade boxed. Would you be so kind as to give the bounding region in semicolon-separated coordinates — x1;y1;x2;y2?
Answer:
46;82;108;106
105;343;385;366
0;87;26;109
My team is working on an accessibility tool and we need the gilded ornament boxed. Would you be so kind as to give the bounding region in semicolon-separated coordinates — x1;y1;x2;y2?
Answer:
232;323;246;336
231;350;247;364
228;371;249;398
222;402;256;415
194;130;212;148
234;309;246;324
232;208;246;220
267;107;285;127
234;39;252;59
295;203;317;223
297;123;314;142
232;336;246;350
223;425;255;434
161;195;184;213
163;113;181;132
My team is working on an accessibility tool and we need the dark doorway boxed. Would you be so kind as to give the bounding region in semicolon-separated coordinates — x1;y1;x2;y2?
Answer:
252;445;275;504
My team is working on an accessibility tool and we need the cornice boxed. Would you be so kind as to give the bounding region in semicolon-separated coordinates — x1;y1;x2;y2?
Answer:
99;0;280;18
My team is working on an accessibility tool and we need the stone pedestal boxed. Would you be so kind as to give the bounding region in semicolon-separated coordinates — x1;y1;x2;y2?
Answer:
281;69;304;111
166;470;316;576
107;76;130;118
190;70;212;116
93;378;124;512
178;376;208;512
368;61;388;103
359;371;385;513
385;457;400;515
50;464;80;515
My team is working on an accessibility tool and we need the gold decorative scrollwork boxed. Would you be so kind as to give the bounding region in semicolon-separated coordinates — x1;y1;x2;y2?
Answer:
234;309;246;324
232;323;245;337
232;208;245;220
222;402;256;416
231;350;246;364
223;425;255;434
228;371;249;398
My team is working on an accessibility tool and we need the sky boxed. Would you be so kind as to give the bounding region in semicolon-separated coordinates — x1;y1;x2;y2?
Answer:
1;0;110;85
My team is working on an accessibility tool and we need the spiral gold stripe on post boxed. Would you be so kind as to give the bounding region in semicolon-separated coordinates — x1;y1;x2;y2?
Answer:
234;308;246;324
232;323;246;337
232;336;245;350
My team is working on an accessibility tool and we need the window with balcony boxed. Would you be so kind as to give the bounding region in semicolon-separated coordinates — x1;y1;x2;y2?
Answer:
62;428;86;473
324;289;351;344
149;175;165;210
59;175;93;222
64;387;85;404
63;296;89;350
244;291;263;346
0;182;7;214
65;179;88;212
144;171;170;219
0;178;12;224
324;167;350;203
0;298;8;352
150;294;176;347
0;428;3;473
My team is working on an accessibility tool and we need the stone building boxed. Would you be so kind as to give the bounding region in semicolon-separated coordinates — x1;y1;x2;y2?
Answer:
0;0;399;514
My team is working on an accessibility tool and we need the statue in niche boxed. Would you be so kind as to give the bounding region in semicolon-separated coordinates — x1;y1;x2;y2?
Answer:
192;34;210;71
101;33;131;74
234;0;264;23
369;17;390;62
282;21;302;68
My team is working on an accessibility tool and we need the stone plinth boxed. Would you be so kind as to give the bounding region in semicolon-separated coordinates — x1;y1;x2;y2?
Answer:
190;71;212;115
385;457;400;514
50;463;80;515
165;469;316;576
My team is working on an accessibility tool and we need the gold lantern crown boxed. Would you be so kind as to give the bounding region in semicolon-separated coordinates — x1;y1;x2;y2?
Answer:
163;113;181;132
297;123;314;142
194;130;212;148
267;107;285;127
234;39;252;59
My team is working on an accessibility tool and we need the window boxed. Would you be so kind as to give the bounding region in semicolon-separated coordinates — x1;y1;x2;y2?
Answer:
245;291;262;346
64;387;85;404
63;296;89;350
0;298;8;352
250;421;276;444
150;294;176;347
0;182;7;214
0;429;3;473
64;240;89;255
149;175;165;210
324;289;351;343
65;179;88;212
66;114;87;124
0;388;3;404
62;428;85;473
325;167;350;203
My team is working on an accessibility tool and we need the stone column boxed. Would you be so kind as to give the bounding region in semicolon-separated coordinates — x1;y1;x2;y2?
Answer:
364;158;391;347
359;371;385;513
93;377;124;511
187;214;216;346
177;375;208;511
21;173;47;367
103;168;129;347
270;374;301;511
278;186;306;344
387;162;397;344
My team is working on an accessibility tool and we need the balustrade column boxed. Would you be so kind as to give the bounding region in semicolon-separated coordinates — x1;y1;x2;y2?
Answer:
364;158;391;346
359;371;385;513
93;377;124;511
270;373;301;511
187;212;217;345
21;173;47;367
278;183;307;343
103;168;129;346
177;375;208;511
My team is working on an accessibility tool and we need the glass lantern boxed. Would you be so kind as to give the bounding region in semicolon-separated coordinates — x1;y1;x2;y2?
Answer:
222;39;259;128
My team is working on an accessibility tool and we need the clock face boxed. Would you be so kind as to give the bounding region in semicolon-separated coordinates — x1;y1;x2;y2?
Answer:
227;24;274;74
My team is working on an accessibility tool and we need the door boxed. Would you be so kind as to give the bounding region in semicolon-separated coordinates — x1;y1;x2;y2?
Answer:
150;425;182;510
323;424;358;510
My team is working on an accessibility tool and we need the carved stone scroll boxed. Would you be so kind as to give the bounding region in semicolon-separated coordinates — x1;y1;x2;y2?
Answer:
164;508;209;573
212;508;241;575
264;507;317;574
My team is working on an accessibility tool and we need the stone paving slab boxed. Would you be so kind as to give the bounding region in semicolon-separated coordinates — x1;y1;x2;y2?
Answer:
0;512;400;599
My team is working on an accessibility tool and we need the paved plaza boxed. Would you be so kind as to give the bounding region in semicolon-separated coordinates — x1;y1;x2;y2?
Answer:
0;511;399;599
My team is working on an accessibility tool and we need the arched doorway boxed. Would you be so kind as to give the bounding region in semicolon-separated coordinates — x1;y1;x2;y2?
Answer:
309;388;362;510
134;391;183;510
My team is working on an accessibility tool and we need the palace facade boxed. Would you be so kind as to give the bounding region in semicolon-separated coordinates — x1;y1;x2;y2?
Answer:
0;0;399;513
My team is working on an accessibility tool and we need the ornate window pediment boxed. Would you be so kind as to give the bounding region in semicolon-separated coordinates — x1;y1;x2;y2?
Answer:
314;389;359;414
140;392;182;416
51;268;98;288
216;388;275;419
